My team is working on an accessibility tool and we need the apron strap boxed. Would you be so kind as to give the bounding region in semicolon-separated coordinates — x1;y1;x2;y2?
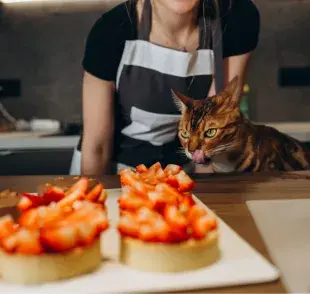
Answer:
138;0;152;40
211;17;224;94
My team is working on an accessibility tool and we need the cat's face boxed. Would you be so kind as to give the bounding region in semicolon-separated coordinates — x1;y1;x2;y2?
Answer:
172;76;244;164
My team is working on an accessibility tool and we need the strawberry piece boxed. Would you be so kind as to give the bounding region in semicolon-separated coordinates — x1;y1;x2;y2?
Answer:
15;229;44;255
164;175;179;189
1;232;18;253
40;226;79;252
117;213;139;238
76;222;99;246
138;224;157;242
120;170;153;194
164;164;182;176
163;205;188;230
21;193;44;207
17;196;34;212
152;218;171;242
85;183;104;202
63;177;89;198
57;178;89;208
175;170;195;192
147;190;177;211
148;162;162;173
136;164;148;173
135;207;159;224
179;194;196;214
187;205;207;223
19;206;63;229
87;209;109;233
97;189;107;204
0;215;17;240
191;215;218;240
42;186;65;204
155;183;183;203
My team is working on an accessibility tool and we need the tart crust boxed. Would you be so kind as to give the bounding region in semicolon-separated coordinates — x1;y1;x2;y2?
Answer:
119;230;220;273
0;239;101;284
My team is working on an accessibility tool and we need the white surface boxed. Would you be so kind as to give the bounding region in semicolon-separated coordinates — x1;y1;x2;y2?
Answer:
0;189;279;293
247;199;310;294
0;136;79;150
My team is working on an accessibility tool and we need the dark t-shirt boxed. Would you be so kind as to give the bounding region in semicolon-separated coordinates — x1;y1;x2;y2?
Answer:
82;0;260;82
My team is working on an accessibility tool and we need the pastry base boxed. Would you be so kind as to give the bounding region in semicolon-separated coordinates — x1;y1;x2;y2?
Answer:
0;239;101;284
119;231;220;273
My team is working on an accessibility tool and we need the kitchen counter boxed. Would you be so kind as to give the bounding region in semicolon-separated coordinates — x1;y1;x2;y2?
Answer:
0;122;309;151
0;135;79;151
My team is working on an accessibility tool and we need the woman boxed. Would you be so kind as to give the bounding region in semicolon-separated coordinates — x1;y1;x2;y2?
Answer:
70;0;260;175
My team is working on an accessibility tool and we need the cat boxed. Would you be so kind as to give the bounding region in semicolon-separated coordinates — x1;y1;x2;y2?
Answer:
172;76;310;173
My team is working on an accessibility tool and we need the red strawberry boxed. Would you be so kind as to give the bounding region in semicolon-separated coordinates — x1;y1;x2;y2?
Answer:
85;183;104;202
136;164;148;173
17;196;34;212
164;164;182;176
191;215;218;239
42;186;65;204
40;226;79;252
163;205;188;230
0;215;17;240
117;213;140;238
175;170;195;192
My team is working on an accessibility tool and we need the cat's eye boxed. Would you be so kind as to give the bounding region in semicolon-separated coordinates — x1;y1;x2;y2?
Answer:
179;130;190;139
204;128;217;138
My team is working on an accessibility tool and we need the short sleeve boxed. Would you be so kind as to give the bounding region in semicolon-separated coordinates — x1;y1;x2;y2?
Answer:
222;0;260;59
82;4;132;81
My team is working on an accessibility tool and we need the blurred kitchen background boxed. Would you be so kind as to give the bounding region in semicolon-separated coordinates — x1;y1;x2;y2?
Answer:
0;0;309;175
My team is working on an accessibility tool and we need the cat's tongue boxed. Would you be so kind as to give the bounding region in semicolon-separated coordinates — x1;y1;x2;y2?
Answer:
192;150;205;164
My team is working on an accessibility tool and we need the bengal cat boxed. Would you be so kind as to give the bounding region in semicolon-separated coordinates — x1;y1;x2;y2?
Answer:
172;76;310;173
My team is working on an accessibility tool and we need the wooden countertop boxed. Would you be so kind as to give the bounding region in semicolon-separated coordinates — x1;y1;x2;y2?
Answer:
1;171;310;293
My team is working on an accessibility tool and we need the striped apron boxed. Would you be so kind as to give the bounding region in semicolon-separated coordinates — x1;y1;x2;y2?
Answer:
70;0;223;175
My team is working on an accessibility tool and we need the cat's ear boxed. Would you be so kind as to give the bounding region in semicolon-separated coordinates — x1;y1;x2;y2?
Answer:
212;76;243;108
171;90;193;112
222;76;243;107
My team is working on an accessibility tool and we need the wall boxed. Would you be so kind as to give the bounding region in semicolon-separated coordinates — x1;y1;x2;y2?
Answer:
0;0;309;123
248;0;310;122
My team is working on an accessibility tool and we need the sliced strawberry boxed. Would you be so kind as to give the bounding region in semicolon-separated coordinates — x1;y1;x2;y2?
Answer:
155;183;182;203
155;168;166;182
87;209;109;233
138;224;157;242
136;164;148;173
117;213;139;238
164;164;182;176
191;215;218;240
57;178;88;208
187;205;207;223
1;232;18;253
15;229;44;255
152;218;171;242
163;205;188;230
0;215;17;240
21;193;44;207
17;196;34;212
40;226;79;252
119;195;151;212
64;177;89;197
85;183;104;202
179;194;196;214
175;170;195;192
148;162;162;173
147;190;176;211
169;227;189;243
42;186;65;204
97;189;108;204
135;207;159;224
19;206;63;229
164;175;179;189
76;222;99;246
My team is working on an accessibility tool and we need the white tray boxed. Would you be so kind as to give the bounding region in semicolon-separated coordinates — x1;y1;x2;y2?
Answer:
0;189;280;293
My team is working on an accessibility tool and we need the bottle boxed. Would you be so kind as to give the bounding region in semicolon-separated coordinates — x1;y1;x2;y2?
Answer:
240;83;250;119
